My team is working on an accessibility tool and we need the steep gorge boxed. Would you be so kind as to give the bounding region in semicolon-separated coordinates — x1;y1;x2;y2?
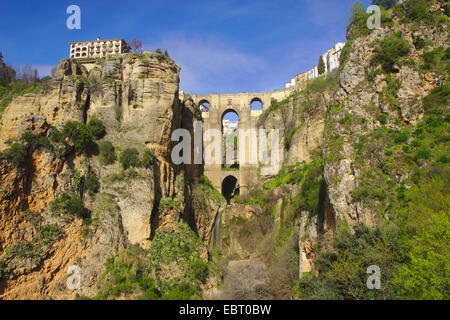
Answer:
0;0;448;300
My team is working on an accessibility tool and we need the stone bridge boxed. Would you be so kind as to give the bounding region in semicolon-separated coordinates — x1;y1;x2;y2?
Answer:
190;86;299;198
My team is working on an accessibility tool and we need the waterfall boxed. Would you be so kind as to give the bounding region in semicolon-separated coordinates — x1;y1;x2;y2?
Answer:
213;208;223;250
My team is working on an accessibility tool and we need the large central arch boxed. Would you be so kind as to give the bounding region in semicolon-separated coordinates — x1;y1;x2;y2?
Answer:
190;88;294;197
221;109;239;170
221;175;239;204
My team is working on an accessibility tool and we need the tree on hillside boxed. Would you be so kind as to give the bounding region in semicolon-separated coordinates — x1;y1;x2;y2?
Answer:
164;50;169;58
17;64;39;84
318;55;325;75
155;48;163;55
129;38;143;52
0;52;16;86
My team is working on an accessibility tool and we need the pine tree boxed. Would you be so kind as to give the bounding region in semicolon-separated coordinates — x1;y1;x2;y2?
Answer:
318;55;326;75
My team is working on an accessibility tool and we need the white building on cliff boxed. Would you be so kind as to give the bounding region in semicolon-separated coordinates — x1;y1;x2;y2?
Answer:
285;42;345;88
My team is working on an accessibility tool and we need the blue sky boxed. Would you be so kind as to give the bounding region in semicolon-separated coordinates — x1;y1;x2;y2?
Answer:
0;0;371;94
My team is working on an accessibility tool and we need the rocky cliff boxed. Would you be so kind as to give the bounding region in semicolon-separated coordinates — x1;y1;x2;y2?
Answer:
212;1;448;299
0;52;192;299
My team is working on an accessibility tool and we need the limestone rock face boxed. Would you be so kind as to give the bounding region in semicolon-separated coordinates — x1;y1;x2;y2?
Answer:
0;52;183;299
87;53;181;160
323;14;447;228
0;59;88;150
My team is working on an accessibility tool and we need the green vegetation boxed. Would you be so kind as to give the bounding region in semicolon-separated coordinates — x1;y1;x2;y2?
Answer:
36;224;64;247
119;147;140;170
339;41;352;70
0;81;41;119
62;121;98;155
49;192;90;219
118;147;156;170
292;162;326;218
99;141;117;165
318;55;325;75
305;72;338;93
86;116;106;140
371;35;411;73
394;0;447;26
48;128;65;144
0;142;27;166
85;171;100;196
149;222;208;283
95;222;219;300
0;258;11;279
141;149;156;168
298;223;403;300
419;46;450;79
2;222;64;272
347;1;372;38
103;168;144;184
158;197;182;211
392;178;449;299
263;160;323;190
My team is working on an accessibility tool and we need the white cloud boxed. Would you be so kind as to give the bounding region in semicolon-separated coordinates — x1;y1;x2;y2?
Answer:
148;35;270;94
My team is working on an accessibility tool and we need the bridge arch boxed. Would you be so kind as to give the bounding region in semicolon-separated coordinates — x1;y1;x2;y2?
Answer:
221;109;239;170
250;97;263;110
198;99;210;112
221;175;239;203
221;108;239;124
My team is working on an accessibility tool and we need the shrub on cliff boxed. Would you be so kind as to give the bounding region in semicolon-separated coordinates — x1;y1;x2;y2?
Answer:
48;128;65;144
392;177;449;300
99;141;116;165
87;116;106;140
371;35;411;73
62;121;95;155
298;223;404;300
85;171;100;196
141;149;156;168
20;131;51;151
49;192;89;219
119;147;140;170
0;142;27;166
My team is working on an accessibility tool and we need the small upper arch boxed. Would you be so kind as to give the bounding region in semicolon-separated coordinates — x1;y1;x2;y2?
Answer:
250;97;263;111
198;99;210;112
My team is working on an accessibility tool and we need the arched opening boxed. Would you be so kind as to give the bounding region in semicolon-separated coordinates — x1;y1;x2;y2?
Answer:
250;97;263;111
199;99;210;112
222;175;239;204
222;109;239;170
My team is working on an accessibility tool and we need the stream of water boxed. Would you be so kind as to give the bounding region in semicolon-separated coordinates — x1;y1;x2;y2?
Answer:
214;208;223;250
